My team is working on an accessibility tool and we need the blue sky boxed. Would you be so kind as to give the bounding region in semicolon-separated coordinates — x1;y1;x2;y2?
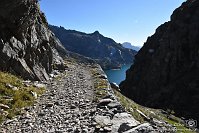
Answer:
40;0;185;47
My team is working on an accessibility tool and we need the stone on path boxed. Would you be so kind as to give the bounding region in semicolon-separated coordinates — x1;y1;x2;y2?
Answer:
0;104;10;110
98;98;113;106
94;115;112;127
111;113;140;133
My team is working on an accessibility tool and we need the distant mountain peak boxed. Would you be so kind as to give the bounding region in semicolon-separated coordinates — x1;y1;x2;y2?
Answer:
91;31;101;37
93;30;100;35
122;42;140;51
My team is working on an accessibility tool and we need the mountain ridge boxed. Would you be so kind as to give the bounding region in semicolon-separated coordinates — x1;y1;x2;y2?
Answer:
49;25;137;69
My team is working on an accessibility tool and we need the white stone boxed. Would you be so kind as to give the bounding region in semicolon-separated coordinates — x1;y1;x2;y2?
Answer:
123;123;151;133
30;91;38;99
111;113;140;133
94;115;111;126
33;83;46;88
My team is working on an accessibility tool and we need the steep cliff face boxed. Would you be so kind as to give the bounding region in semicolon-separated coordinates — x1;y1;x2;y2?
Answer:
120;0;199;121
50;25;137;69
0;0;66;80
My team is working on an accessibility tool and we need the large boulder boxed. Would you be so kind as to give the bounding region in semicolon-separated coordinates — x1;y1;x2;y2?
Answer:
120;0;199;122
0;0;66;80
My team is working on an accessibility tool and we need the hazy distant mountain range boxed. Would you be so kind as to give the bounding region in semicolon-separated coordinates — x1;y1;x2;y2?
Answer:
122;42;140;51
49;25;137;69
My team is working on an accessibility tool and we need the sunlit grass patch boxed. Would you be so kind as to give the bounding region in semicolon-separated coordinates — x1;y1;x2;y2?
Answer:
0;71;45;123
91;68;109;102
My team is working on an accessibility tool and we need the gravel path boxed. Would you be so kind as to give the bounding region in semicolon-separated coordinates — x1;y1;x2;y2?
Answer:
1;63;97;133
0;63;176;133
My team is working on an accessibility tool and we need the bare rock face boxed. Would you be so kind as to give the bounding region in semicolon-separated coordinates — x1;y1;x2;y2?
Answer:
0;0;66;80
120;0;199;121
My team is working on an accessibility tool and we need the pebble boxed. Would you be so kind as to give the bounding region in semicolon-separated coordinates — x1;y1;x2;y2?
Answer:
82;128;88;133
46;103;54;108
104;126;112;131
70;104;76;109
33;83;46;88
98;98;113;106
0;104;10;110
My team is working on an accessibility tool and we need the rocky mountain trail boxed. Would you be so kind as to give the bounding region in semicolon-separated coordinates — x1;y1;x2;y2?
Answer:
0;61;176;133
0;62;95;132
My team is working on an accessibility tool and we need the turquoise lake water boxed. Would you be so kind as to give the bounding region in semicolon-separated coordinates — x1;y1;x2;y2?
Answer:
104;64;132;85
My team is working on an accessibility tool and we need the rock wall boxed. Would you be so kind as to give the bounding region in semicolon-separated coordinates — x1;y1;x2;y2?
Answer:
120;0;199;121
0;0;66;80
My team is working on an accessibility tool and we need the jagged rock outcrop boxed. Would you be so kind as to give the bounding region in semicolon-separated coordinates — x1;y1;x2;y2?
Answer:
49;25;137;69
120;0;199;122
0;0;66;81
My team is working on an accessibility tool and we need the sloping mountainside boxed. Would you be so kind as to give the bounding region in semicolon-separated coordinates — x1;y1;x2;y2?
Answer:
0;0;67;81
120;0;199;123
0;0;198;132
122;42;140;51
49;25;137;69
